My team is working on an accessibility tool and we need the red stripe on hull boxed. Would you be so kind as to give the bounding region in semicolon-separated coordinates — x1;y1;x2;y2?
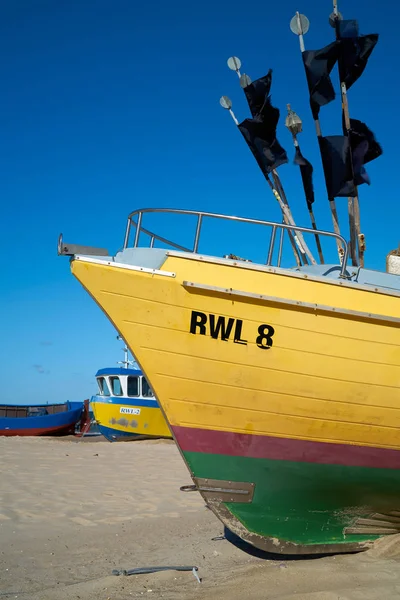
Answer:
0;424;76;437
172;426;400;470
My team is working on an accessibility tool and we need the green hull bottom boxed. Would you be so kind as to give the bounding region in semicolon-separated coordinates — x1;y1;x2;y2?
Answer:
183;451;400;554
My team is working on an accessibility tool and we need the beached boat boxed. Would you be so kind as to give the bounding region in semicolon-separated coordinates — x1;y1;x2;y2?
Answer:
74;404;102;437
0;401;85;436
59;4;400;555
91;338;171;441
91;364;171;441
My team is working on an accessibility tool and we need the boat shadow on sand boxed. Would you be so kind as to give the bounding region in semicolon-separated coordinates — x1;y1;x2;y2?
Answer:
222;526;357;562
223;526;400;561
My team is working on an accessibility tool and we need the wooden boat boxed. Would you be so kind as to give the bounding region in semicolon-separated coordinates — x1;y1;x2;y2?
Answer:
91;365;171;441
74;402;102;437
0;401;85;436
58;4;400;554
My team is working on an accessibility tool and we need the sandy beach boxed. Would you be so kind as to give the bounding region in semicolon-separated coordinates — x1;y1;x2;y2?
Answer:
1;436;399;600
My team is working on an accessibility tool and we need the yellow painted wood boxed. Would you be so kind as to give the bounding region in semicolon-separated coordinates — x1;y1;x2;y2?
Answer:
72;256;400;450
92;399;171;438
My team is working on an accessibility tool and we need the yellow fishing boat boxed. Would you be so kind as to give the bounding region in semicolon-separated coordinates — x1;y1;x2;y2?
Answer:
60;211;400;554
91;339;171;441
92;367;171;442
59;3;400;555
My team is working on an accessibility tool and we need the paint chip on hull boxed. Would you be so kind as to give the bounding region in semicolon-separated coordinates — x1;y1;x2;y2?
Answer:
110;418;130;427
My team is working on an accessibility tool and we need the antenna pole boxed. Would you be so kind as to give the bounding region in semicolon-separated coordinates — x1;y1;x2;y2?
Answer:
291;12;345;265
116;335;134;369
296;11;306;52
285;104;325;264
331;3;364;267
268;182;306;267
271;170;317;265
343;83;359;267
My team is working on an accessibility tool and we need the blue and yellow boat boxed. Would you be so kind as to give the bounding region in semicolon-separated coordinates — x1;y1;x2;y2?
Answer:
91;364;171;442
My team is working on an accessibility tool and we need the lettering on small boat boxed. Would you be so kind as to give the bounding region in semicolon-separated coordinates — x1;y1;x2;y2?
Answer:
189;311;274;349
120;407;141;415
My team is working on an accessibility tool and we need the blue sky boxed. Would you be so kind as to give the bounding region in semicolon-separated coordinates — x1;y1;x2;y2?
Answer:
1;0;398;404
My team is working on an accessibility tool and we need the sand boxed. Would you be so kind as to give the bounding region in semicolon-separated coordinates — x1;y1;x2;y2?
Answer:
0;436;399;600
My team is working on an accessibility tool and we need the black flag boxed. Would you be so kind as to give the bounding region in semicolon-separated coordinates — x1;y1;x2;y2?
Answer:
243;70;272;118
319;136;356;198
294;146;315;209
319;124;381;199
348;118;382;187
302;42;340;118
349;118;382;165
239;70;288;175
239;105;288;175
337;20;378;90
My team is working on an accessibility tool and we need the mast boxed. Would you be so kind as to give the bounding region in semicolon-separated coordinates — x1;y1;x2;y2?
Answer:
328;4;358;266
220;95;308;267
229;58;318;267
329;2;381;267
291;7;381;268
221;57;317;267
116;335;134;369
290;12;345;264
285;104;324;264
329;3;360;267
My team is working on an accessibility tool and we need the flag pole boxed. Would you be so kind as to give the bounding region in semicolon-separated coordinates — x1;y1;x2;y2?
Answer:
330;4;364;267
285;104;325;264
219;96;303;267
226;59;317;266
270;170;317;266
291;12;345;264
267;175;303;267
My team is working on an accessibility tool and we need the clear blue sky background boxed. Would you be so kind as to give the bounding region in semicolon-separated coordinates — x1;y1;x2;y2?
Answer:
1;0;398;404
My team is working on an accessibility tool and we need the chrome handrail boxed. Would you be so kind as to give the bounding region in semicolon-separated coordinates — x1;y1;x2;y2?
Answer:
128;220;192;253
123;208;349;278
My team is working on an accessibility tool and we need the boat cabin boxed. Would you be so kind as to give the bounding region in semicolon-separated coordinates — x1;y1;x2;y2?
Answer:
95;367;154;400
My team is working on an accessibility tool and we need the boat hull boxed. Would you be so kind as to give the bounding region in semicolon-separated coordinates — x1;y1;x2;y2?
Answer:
0;402;84;437
91;395;171;441
177;425;400;553
71;253;400;553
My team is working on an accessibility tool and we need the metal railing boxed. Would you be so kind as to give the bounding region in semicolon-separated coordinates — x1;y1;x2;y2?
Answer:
123;208;349;278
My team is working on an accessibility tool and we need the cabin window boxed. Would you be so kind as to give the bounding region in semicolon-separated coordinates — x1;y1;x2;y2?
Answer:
142;377;154;397
127;376;139;397
110;376;123;396
97;377;110;396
